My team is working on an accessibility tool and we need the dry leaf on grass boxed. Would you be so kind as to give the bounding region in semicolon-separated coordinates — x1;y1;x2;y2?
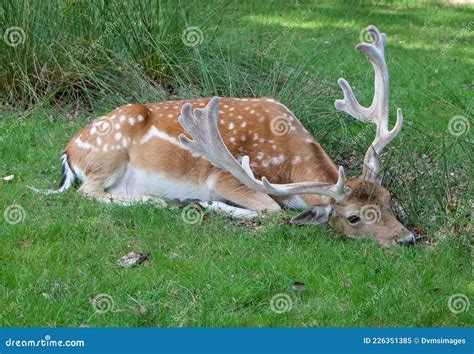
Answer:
117;252;150;267
292;281;306;292
2;175;14;182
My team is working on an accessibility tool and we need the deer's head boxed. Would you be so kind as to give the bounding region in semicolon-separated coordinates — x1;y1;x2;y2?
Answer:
291;178;414;246
291;25;414;245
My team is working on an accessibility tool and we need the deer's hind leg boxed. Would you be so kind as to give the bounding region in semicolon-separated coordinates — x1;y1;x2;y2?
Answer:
69;147;166;207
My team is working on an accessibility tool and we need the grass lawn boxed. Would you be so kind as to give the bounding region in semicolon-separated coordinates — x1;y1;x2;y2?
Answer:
0;1;472;327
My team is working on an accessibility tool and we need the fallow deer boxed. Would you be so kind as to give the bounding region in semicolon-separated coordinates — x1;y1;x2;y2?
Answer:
41;25;415;245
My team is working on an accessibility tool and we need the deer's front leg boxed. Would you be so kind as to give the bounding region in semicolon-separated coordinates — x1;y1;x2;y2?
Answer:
210;170;281;212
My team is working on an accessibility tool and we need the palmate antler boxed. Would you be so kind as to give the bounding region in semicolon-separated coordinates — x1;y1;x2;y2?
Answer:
178;97;347;201
335;25;403;184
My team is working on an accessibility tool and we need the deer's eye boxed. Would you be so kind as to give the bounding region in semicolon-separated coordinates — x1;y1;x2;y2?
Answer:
347;215;361;224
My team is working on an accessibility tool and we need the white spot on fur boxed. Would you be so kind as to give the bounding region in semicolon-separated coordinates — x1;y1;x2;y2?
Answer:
140;125;184;150
137;115;144;122
292;156;302;165
90;126;97;135
270;155;285;165
228;122;235;130
128;117;135;126
120;115;126;122
115;123;121;130
96;137;102;146
241;122;247;128
75;137;93;150
115;132;122;141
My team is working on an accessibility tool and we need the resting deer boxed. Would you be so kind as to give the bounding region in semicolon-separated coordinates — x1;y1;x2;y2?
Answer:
43;26;414;246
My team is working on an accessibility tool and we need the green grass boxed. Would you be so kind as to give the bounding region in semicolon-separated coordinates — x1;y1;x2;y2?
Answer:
0;0;472;327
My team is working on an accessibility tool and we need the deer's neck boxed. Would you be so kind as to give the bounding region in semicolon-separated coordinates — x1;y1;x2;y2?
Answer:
290;141;339;205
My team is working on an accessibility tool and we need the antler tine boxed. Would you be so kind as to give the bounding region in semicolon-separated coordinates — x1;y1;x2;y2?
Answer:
178;97;348;202
258;165;347;201
335;25;404;183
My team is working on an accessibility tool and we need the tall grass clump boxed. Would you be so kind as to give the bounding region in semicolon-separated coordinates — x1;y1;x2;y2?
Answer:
1;0;215;109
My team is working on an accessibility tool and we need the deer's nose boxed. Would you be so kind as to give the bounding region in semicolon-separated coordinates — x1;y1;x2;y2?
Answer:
397;232;416;246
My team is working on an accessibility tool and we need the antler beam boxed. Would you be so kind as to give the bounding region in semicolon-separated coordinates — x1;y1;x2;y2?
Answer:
335;25;403;183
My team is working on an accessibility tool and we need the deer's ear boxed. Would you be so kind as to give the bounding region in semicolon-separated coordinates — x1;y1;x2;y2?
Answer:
290;205;333;225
